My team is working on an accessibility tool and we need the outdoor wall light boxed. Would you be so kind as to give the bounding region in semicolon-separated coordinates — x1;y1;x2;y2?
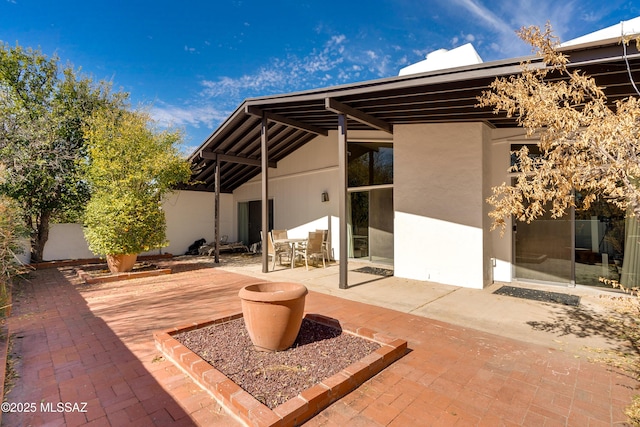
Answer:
321;192;329;202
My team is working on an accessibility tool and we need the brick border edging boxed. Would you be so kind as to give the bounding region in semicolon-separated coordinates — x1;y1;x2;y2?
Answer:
76;267;172;284
154;312;408;427
29;253;174;270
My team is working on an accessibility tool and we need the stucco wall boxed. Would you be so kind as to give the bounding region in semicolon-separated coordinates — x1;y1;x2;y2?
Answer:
160;190;232;255
42;224;95;261
233;131;341;256
39;190;225;261
393;122;490;288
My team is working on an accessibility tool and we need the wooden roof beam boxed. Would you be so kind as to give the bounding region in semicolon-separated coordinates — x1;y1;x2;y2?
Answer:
325;98;393;134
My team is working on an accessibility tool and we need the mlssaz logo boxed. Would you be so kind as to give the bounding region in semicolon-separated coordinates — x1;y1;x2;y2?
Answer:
40;402;88;413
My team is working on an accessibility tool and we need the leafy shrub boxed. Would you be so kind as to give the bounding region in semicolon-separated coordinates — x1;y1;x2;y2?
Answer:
83;108;191;257
83;190;167;255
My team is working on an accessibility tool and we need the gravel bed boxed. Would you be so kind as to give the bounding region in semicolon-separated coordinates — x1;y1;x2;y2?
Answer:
174;317;381;409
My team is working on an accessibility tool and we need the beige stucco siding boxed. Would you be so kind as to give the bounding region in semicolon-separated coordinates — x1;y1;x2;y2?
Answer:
232;131;341;254
393;123;491;288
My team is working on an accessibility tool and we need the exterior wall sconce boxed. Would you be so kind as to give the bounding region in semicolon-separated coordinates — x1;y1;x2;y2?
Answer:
321;192;329;202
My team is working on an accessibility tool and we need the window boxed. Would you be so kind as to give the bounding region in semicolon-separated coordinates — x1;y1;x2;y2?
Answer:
347;142;393;187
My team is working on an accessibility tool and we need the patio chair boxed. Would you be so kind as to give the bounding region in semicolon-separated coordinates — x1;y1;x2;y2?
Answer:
262;231;289;271
295;231;326;270
271;229;291;259
272;229;288;240
316;229;330;261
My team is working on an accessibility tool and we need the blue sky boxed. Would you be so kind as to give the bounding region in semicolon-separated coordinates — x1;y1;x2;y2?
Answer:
1;1;639;152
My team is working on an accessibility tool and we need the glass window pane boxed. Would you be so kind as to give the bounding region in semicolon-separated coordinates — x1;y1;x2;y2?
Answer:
349;192;369;258
348;142;393;187
514;215;573;283
574;194;625;287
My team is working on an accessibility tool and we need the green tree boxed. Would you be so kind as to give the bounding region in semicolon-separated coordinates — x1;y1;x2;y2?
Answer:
0;43;127;262
83;108;191;258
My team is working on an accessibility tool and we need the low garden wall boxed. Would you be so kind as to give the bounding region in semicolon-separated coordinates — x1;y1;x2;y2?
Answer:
20;190;232;263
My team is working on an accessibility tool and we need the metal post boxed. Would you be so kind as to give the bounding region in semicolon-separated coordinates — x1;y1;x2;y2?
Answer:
338;114;348;288
214;156;220;263
261;114;270;273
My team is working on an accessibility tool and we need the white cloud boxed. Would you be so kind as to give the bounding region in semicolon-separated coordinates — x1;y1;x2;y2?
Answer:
198;34;356;99
451;0;513;35
150;102;230;130
332;34;346;44
450;0;581;58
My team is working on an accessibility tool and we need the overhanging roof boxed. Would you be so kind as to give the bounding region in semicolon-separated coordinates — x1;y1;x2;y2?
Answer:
186;41;640;193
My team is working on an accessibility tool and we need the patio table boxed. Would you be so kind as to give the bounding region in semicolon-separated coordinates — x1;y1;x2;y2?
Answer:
274;238;307;269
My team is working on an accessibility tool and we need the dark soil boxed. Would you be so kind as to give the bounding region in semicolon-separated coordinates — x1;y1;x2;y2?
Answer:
174;318;381;409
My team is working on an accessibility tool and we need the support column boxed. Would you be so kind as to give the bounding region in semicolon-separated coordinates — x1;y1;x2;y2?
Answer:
261;114;270;273
338;114;348;288
214;156;220;263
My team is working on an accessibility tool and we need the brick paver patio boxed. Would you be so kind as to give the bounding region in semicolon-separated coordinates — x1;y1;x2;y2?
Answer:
3;259;638;426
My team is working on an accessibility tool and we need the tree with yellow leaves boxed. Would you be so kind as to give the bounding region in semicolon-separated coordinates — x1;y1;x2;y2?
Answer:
479;24;640;234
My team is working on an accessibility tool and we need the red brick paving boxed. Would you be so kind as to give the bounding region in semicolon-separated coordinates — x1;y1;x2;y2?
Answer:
3;260;638;426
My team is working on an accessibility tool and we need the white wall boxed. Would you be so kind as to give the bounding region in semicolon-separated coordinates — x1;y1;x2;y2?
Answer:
43;224;95;261
232;131;341;256
159;190;232;255
393;123;491;289
39;190;224;261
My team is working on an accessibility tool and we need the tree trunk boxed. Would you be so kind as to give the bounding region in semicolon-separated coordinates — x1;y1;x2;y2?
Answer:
30;211;50;263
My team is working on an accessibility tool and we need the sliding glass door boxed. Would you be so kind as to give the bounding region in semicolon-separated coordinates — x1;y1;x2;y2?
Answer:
510;145;626;287
348;188;394;265
237;199;273;247
574;194;624;287
513;195;626;287
513;210;572;283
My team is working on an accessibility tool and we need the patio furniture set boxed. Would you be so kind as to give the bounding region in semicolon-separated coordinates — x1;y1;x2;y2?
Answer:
267;229;330;271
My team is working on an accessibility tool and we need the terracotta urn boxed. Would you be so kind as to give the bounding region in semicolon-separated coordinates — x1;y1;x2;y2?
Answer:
238;282;308;352
106;253;138;273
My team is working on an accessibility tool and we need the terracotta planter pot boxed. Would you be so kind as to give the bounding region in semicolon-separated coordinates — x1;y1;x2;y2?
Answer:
238;282;308;352
106;253;138;273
